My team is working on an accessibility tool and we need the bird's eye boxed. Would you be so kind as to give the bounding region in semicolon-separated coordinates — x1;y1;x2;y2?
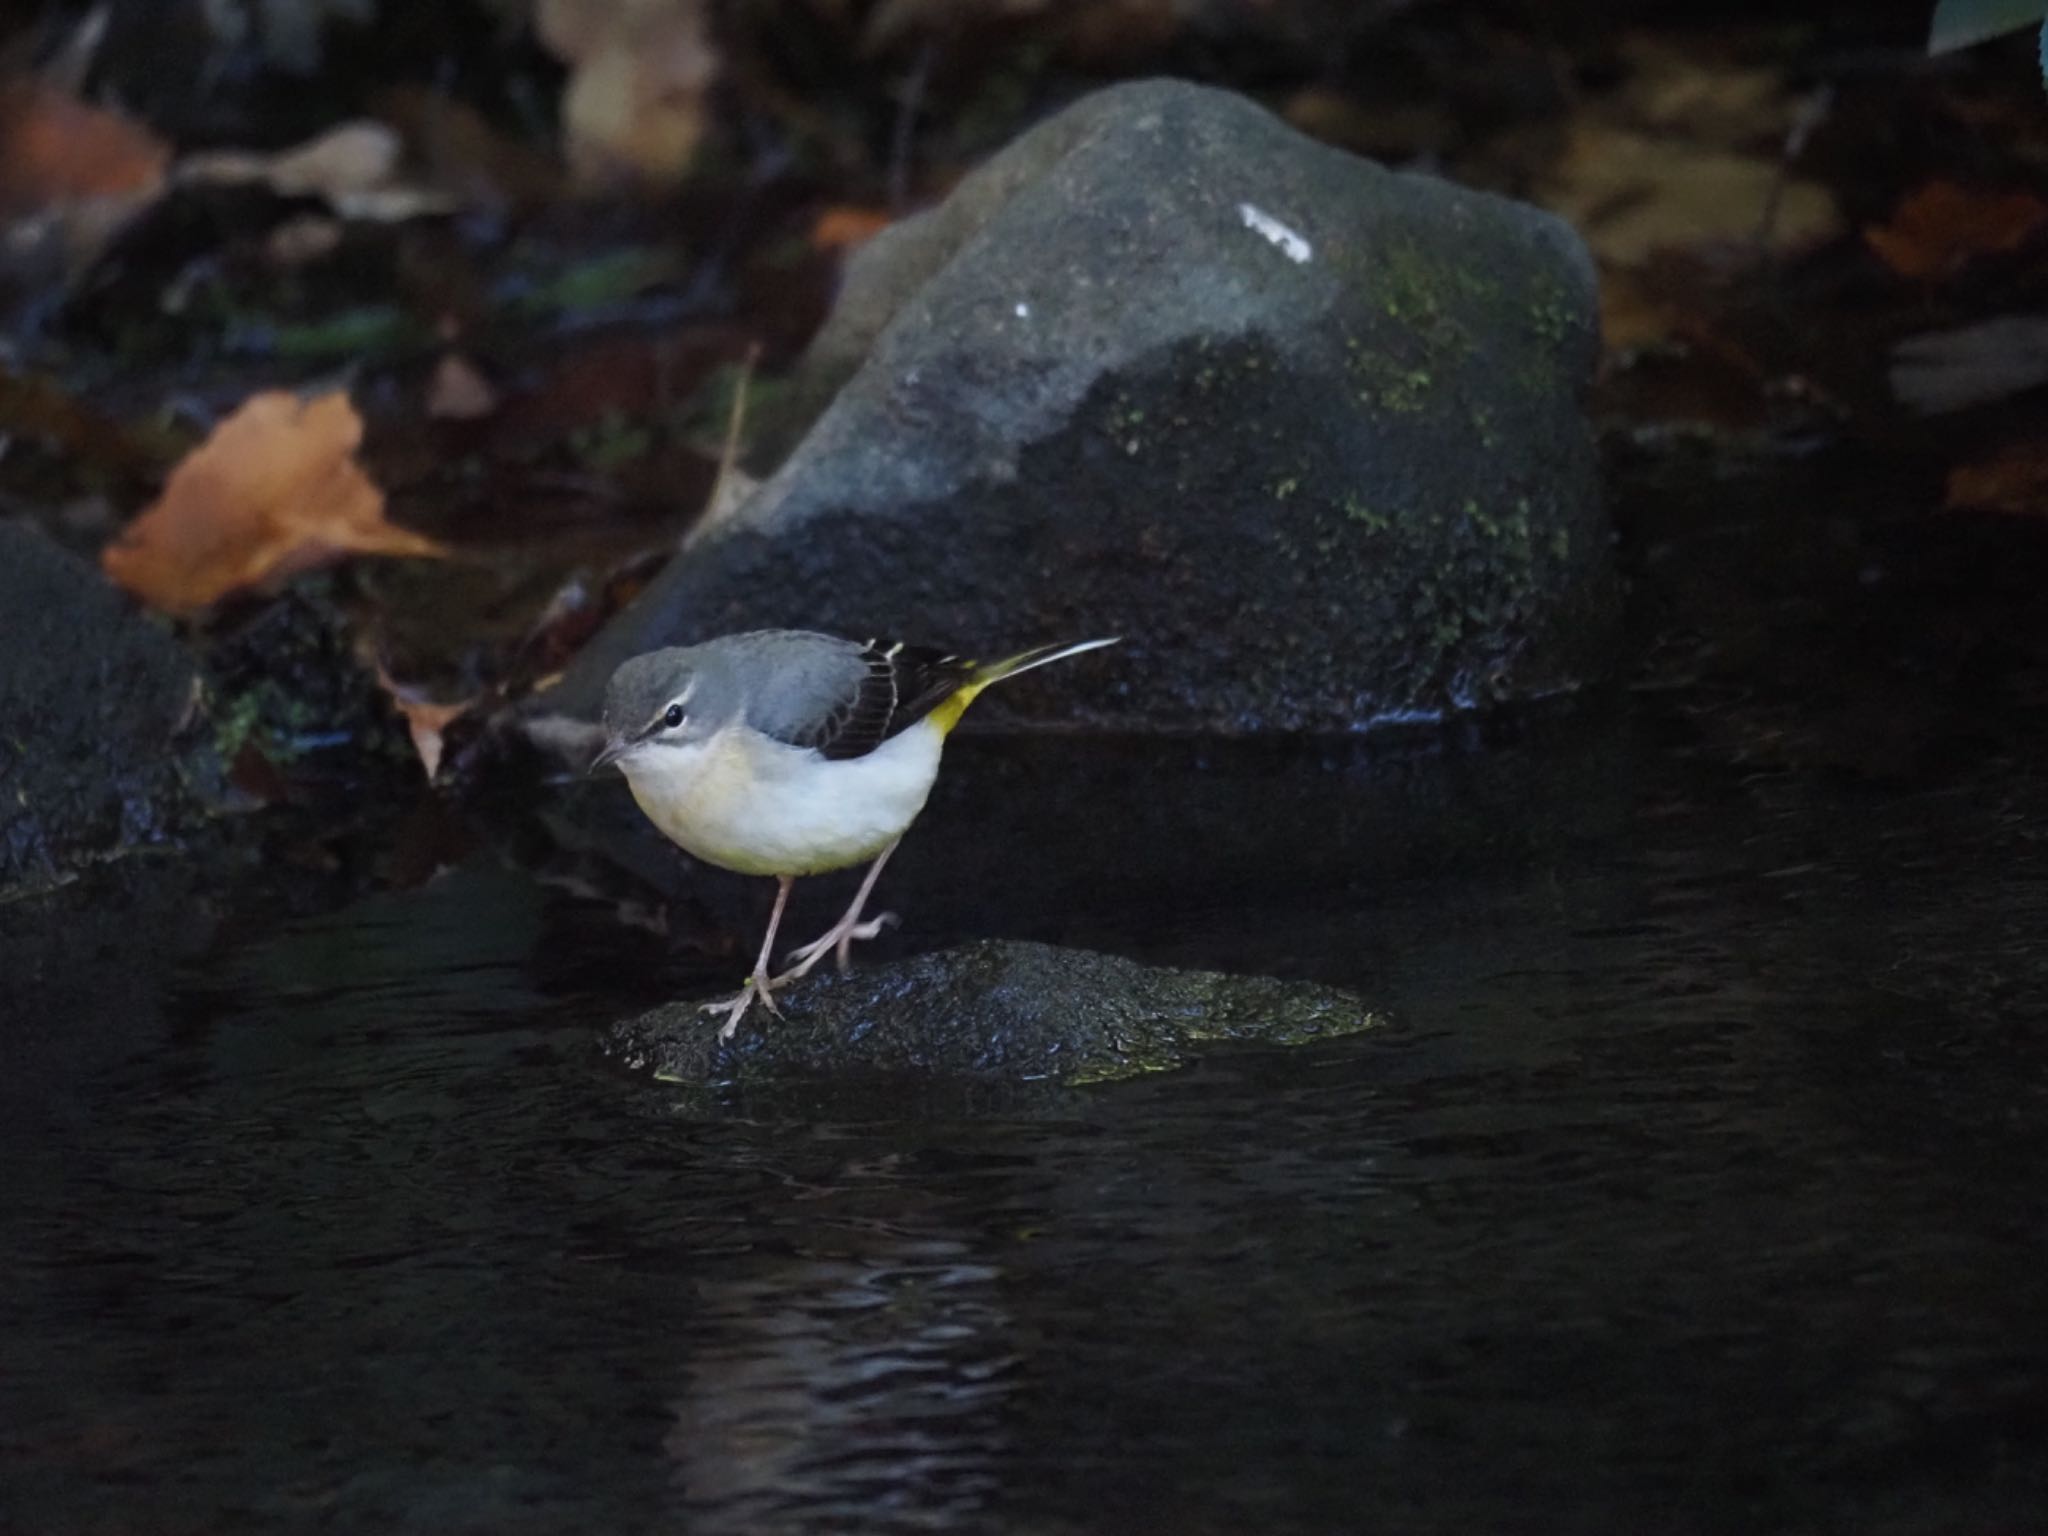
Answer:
663;704;685;729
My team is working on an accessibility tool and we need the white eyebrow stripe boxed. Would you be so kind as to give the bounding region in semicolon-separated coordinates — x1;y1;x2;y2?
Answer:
647;677;698;733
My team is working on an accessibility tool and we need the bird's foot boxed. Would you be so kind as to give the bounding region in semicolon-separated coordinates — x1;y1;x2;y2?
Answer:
778;910;899;984
700;971;786;1040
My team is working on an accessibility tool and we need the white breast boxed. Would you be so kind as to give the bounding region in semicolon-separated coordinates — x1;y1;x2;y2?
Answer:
619;719;945;877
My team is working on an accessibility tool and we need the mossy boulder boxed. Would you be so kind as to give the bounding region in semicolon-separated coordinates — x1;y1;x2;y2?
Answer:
0;523;215;893
603;939;1380;1088
540;78;1613;736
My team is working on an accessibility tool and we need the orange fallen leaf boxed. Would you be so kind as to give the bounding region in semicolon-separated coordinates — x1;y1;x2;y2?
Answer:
1945;440;2048;517
0;77;169;272
373;665;476;780
1865;182;2048;281
426;354;499;420
0;77;168;219
810;205;892;250
102;391;444;615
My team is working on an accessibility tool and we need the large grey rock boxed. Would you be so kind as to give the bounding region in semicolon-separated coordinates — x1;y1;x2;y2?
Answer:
541;79;1612;735
0;523;213;891
604;939;1379;1088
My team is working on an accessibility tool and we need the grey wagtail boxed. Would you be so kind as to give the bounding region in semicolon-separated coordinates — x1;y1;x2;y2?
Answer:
590;629;1117;1038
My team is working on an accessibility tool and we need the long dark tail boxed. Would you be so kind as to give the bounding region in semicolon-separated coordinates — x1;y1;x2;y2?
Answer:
930;637;1118;733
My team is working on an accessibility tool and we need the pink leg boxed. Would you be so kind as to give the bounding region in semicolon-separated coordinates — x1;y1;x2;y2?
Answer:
701;875;794;1039
778;837;902;982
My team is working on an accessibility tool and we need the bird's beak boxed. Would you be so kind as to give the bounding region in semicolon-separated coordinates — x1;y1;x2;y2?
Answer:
588;734;631;775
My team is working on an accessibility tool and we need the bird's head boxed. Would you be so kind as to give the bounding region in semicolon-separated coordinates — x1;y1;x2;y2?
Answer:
590;645;737;776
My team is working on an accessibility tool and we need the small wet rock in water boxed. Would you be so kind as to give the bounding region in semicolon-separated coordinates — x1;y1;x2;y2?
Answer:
544;78;1613;737
604;939;1380;1086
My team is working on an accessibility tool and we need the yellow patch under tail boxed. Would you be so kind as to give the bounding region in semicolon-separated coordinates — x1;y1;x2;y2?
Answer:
926;637;1118;736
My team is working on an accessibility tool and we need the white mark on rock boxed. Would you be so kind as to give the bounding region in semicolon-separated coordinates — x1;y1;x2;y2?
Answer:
1237;202;1311;264
1015;301;1030;319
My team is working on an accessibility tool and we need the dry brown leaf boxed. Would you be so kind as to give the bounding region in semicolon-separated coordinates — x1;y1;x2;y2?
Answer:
1598;266;1683;352
181;121;399;196
102;391;445;615
0;362;166;484
537;0;719;191
1945;441;2048;516
264;213;344;266
1283;86;1454;163
1057;0;1180;63
1865;182;2048;281
426;354;499;420
0;77;169;219
373;86;567;212
1538;123;1840;267
177;121;454;221
0;77;168;273
1892;315;2048;415
861;0;1020;52
1615;33;1794;148
810;205;892;249
1593;261;1782;431
373;665;476;780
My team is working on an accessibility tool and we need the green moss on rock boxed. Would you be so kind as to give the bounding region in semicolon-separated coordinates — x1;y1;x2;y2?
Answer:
536;80;1614;736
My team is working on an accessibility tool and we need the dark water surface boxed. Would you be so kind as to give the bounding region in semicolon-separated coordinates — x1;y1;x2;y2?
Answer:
7;451;2048;1532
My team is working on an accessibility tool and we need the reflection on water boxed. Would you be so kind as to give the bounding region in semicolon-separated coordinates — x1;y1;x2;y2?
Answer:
11;436;2048;1531
669;1242;1015;1531
7;715;2048;1534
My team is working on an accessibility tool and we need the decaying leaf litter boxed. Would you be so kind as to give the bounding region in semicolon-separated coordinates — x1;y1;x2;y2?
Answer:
2;0;2046;865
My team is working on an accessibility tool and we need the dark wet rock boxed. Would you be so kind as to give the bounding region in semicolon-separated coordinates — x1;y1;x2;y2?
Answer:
0;522;215;892
550;713;1630;960
543;79;1613;737
603;938;1380;1088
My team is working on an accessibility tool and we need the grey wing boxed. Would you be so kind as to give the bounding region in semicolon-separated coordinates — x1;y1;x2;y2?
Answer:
734;631;878;754
744;632;973;761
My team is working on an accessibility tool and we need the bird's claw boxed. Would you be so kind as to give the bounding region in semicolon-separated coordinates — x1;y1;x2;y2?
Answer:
782;933;831;970
846;911;900;943
701;972;783;1039
779;910;899;982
